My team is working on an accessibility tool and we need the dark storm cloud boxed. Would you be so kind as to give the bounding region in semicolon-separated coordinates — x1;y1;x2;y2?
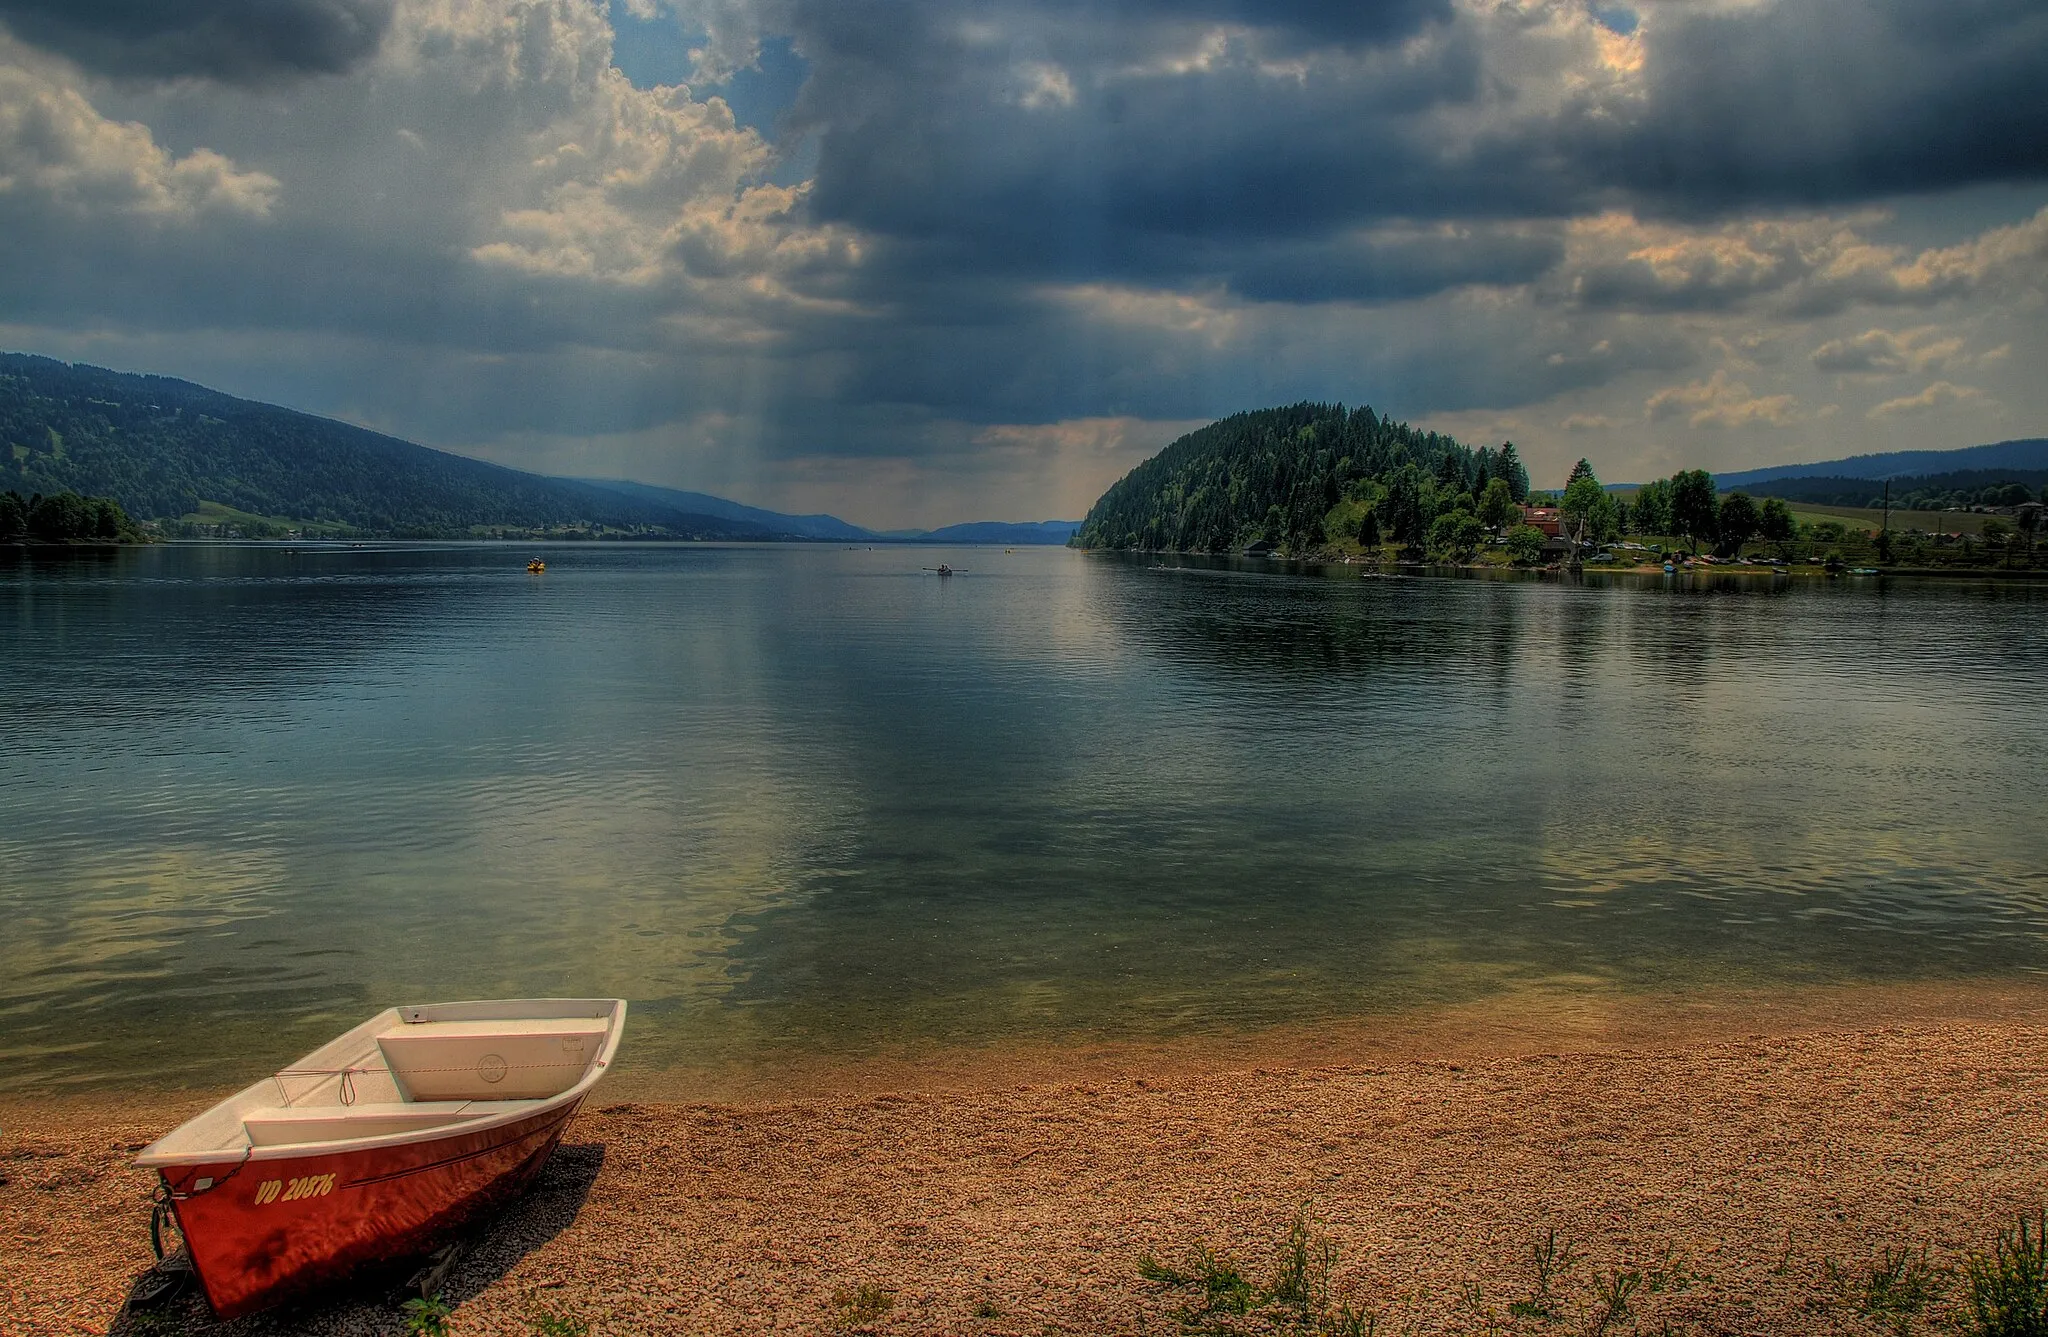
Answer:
1558;0;2048;213
773;0;2048;308
787;2;1489;250
0;0;393;81
1026;0;1452;47
1227;228;1564;305
774;0;1517;310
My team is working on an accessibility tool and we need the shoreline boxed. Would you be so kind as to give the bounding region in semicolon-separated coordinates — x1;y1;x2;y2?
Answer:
10;981;2048;1334
14;974;2048;1114
1103;547;2048;580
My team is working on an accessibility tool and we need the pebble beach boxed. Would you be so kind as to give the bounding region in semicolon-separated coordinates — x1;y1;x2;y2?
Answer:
8;989;2048;1336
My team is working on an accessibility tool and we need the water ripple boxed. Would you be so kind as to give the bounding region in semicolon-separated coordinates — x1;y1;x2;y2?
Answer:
3;545;2046;1089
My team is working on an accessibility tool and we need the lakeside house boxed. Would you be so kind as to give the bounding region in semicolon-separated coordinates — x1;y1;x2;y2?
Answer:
1521;505;1562;537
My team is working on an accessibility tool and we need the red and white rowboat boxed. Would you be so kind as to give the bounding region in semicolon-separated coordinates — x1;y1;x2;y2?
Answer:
136;998;626;1317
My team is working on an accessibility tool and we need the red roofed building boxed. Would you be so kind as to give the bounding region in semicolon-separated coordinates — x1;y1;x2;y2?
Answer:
1521;505;1562;537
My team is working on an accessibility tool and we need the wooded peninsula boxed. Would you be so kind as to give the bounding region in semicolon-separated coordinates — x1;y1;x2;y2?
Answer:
1074;403;2047;572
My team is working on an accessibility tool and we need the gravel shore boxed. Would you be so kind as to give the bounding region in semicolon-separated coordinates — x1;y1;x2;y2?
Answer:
7;1004;2048;1335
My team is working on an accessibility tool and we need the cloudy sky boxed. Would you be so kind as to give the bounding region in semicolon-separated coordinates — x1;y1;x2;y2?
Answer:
1;0;2043;526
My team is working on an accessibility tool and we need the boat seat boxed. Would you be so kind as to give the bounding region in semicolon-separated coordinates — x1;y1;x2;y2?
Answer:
242;1102;485;1147
376;1019;606;1101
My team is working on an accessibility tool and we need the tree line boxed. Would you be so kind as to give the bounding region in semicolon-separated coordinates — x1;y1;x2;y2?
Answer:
1579;467;1795;556
0;489;145;543
1486;462;1796;563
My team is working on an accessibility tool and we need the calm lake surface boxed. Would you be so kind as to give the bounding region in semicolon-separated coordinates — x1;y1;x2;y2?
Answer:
4;543;2046;1093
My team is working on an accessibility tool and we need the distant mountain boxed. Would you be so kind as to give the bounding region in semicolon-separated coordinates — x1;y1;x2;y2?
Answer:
1731;468;2048;511
570;480;1080;544
1714;438;2048;489
0;352;1090;542
568;478;871;541
0;354;773;539
920;520;1081;544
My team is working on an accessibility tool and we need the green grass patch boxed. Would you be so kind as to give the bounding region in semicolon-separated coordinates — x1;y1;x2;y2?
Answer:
1826;1242;1950;1335
530;1308;591;1337
1140;1207;1380;1336
830;1282;896;1330
1963;1210;2048;1336
1505;1228;1582;1321
1787;503;1998;535
400;1294;454;1337
174;499;357;537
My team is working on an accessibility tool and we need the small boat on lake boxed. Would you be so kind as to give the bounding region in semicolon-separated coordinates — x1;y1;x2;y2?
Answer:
923;564;963;576
526;557;546;573
136;998;626;1317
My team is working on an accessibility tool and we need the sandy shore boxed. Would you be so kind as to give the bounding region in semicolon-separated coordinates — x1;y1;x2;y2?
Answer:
8;998;2048;1335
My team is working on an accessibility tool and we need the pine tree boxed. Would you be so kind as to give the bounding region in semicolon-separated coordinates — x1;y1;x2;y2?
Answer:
1498;443;1529;502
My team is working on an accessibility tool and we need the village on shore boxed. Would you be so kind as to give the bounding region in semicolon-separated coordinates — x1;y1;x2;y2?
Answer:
1250;460;2048;576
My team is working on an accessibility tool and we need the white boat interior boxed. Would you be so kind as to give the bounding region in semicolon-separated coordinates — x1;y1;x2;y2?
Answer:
136;999;627;1167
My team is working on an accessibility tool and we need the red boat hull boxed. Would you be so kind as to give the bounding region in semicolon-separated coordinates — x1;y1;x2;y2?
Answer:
160;1100;582;1318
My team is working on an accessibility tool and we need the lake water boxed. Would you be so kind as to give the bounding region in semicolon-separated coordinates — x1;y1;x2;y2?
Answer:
3;543;2046;1094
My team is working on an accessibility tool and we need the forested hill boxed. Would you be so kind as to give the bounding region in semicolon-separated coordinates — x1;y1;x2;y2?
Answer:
1737;468;2048;512
0;354;775;539
1714;438;2048;489
1075;403;1527;553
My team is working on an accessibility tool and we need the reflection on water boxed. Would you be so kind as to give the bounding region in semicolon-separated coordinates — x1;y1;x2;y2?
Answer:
2;544;2046;1092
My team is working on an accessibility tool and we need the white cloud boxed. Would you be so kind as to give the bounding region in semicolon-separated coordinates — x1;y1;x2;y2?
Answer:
1810;326;1965;376
1867;380;1984;419
4;0;864;351
1874;209;2048;302
662;0;770;83
1644;370;1799;429
361;0;845;295
0;57;277;221
1563;207;2048;316
1011;62;1076;110
1567;211;1821;310
1044;282;1246;348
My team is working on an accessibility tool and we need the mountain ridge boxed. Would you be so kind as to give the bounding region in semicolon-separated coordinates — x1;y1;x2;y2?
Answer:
568;481;1079;544
1707;438;2048;489
568;478;873;541
0;353;1076;541
0;353;770;539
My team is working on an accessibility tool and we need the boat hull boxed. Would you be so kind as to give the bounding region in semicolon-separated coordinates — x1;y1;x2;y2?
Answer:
161;1099;582;1318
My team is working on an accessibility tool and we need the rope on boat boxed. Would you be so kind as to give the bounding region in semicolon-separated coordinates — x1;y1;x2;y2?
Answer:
267;1059;589;1103
156;1145;252;1206
149;1183;172;1260
272;1065;381;1106
137;1183;197;1309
